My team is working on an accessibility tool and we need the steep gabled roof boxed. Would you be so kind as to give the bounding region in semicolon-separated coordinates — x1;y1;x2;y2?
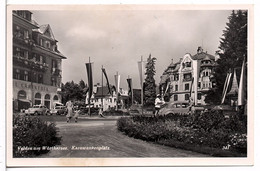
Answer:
191;52;215;61
33;24;56;41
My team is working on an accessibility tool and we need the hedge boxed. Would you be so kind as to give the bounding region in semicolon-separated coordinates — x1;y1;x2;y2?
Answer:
117;111;247;156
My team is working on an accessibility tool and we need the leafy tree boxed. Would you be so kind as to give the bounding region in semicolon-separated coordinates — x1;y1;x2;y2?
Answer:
205;10;247;104
144;54;157;107
61;80;87;104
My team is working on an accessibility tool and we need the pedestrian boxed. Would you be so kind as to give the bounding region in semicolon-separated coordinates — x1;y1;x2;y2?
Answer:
98;105;105;118
74;107;80;123
154;94;164;116
65;100;73;123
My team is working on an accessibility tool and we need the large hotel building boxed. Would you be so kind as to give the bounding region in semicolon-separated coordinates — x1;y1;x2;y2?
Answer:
12;10;67;111
159;47;216;105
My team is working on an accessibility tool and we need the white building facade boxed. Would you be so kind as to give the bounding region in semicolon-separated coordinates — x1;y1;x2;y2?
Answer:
160;47;216;105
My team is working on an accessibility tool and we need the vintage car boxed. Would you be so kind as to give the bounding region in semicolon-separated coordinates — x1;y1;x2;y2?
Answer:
50;105;66;115
25;105;50;115
158;101;204;115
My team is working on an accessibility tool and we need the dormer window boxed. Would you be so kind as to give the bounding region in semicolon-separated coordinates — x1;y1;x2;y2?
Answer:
40;39;43;46
45;40;51;49
186;62;191;67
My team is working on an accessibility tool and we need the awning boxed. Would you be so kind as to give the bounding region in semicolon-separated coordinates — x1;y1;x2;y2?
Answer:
54;102;63;106
18;99;31;103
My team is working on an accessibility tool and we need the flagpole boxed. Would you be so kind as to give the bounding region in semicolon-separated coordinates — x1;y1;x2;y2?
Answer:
102;65;104;112
88;57;91;116
116;71;118;111
141;56;143;115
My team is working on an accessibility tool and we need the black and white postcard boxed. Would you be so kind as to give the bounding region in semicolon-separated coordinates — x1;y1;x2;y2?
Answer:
6;4;254;167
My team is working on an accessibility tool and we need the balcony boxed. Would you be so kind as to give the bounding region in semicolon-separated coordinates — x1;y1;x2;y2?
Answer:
13;55;49;72
13;33;34;47
52;68;61;77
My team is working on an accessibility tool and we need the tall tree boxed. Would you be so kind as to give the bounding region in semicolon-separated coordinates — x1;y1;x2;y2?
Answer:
205;10;247;104
144;54;157;106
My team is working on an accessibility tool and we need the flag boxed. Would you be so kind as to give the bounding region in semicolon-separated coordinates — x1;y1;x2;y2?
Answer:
102;68;112;95
190;77;194;97
221;72;232;104
138;60;145;88
238;59;246;106
114;73;120;110
85;63;93;104
163;80;170;97
127;78;133;96
192;60;200;105
114;73;120;96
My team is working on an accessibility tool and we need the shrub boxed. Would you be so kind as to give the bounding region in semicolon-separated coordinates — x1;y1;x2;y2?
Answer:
13;115;62;157
117;111;247;155
103;109;130;116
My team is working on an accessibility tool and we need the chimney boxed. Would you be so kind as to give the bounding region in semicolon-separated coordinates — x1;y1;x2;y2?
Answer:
197;46;203;54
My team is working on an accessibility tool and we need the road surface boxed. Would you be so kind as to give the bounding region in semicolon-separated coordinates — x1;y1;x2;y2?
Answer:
41;118;209;157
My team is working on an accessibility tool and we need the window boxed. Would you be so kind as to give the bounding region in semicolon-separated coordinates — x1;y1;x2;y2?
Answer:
44;94;51;109
45;94;50;100
24;71;28;81
18;90;26;99
14;47;20;56
53;95;59;101
45;41;51;48
185;94;189;101
35;93;41;99
175;85;178;91
174;95;178;101
38;74;43;84
40;39;43;46
39;56;43;64
24;30;29;39
198;93;202;100
198;82;201;89
51;77;57;86
52;60;57;72
35;93;41;105
185;83;189;91
186;62;191;67
24;51;28;59
183;73;192;81
14;69;20;80
174;74;179;81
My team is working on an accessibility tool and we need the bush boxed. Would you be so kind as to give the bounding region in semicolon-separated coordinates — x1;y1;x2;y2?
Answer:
117;111;247;155
13;115;62;157
103;109;130;116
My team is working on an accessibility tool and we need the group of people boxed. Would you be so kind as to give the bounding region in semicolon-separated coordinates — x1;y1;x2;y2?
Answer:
65;100;105;123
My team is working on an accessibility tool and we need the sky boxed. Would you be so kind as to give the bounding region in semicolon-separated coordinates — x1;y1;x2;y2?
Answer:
31;8;231;90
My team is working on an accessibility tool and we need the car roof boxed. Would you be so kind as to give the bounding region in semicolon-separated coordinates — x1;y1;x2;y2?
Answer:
168;101;189;104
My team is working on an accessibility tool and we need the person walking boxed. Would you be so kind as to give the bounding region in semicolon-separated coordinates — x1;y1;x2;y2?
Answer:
98;105;105;118
74;107;80;123
65;100;73;123
154;94;164;116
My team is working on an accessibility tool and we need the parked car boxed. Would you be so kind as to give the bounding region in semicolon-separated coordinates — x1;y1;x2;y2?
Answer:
50;106;66;115
158;101;204;115
25;105;50;115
